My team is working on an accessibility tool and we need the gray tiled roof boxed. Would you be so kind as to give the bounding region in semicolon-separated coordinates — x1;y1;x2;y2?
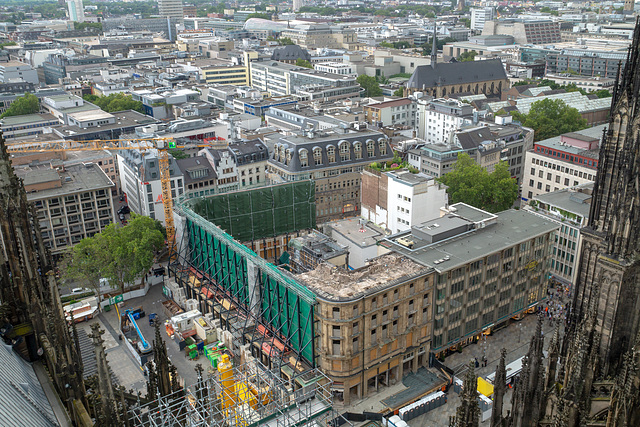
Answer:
0;343;58;427
407;59;507;89
271;45;311;62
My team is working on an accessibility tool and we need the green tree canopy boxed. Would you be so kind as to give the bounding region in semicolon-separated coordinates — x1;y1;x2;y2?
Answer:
83;93;144;113
0;92;39;118
593;89;612;98
74;21;103;32
295;58;313;68
437;154;519;213
64;215;165;296
357;74;383;97
277;37;295;45
458;50;477;62
393;87;405;97
511;98;588;142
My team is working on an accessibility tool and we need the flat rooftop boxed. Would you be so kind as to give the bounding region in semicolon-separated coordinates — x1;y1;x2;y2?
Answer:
54;110;159;137
536;124;606;157
17;163;114;200
533;183;593;219
327;218;386;248
0;113;57;126
295;253;429;301
68;109;114;121
381;208;559;273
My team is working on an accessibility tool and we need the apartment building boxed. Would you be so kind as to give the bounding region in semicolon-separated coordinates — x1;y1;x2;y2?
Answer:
314;62;355;76
416;98;474;143
521;125;603;203
363;98;416;128
17;163;116;255
409;122;533;183
525;183;593;287
267;128;393;222
382;203;557;357
158;0;184;24
361;168;448;234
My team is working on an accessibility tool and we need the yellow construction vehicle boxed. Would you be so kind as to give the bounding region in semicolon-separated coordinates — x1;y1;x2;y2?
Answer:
5;137;194;251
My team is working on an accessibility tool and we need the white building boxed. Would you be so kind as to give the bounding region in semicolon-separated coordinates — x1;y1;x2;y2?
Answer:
0;61;39;84
361;169;448;235
521;125;603;203
158;0;184;23
293;0;304;12
117;147;184;226
416;98;474;143
67;0;85;23
313;62;355;76
471;7;495;33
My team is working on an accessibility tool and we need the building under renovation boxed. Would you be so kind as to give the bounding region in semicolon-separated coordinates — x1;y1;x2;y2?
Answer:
167;180;445;408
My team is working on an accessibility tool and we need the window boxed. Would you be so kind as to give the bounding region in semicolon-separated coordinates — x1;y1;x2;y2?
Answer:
299;149;308;167
354;142;362;160
367;140;375;157
314;148;322;165
339;141;350;161
379;140;387;156
327;146;336;163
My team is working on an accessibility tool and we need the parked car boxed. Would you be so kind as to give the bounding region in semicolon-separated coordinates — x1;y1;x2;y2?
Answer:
71;287;92;295
118;205;130;215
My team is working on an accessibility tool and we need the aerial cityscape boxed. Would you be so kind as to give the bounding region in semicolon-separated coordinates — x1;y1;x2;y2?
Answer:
0;0;639;426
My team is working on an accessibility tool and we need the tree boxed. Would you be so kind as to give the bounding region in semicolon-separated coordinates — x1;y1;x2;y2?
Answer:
168;148;188;160
357;74;383;97
393;88;405;97
593;89;612;98
83;93;144;113
0;41;16;49
0;92;39;118
511;98;588;142
75;22;102;32
247;13;271;20
458;50;477;62
278;37;295;46
66;215;165;297
62;235;110;304
295;58;313;68
101;215;165;295
437;153;519;213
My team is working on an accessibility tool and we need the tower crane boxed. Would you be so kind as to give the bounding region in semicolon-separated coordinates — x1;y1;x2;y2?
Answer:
4;137;198;251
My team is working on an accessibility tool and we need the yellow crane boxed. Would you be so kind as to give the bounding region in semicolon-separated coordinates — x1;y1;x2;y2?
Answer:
5;137;188;250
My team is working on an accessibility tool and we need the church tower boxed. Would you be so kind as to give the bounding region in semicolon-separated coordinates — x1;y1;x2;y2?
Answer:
571;16;640;376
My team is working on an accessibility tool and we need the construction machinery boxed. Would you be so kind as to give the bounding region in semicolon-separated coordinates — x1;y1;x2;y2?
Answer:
125;308;152;355
4;137;202;250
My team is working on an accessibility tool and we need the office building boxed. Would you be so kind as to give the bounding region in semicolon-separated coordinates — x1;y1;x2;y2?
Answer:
525;183;592;287
0;114;59;140
546;49;627;78
67;0;85;23
363;98;416;128
158;0;184;24
520;125;604;202
382;203;558;357
0;61;39;85
16;163;116;255
482;20;561;44
471;7;495;33
102;17;180;41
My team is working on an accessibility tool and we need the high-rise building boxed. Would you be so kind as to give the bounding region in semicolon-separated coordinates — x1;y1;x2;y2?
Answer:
67;0;85;23
158;0;184;24
470;7;495;33
293;0;304;12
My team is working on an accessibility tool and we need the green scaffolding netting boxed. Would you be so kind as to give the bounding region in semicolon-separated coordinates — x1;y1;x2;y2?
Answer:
188;181;316;242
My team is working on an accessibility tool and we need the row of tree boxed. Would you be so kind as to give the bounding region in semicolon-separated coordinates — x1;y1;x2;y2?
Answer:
83;93;144;114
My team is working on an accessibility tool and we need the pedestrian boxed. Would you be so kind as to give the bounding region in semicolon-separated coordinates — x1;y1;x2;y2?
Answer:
475;357;479;368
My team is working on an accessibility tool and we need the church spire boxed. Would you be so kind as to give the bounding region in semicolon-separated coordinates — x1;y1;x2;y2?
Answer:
431;19;438;68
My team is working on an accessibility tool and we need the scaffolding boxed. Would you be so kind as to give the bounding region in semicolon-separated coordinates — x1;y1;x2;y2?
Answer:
170;194;318;374
128;357;334;427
